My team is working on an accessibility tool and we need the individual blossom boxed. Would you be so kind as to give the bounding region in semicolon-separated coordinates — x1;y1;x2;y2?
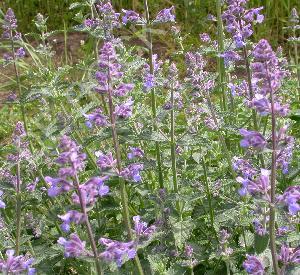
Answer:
276;226;290;237
72;177;109;207
58;233;87;258
220;50;241;66
84;108;108;128
113;83;134;97
243;255;264;275
253;219;267;236
96;151;117;170
153;6;175;24
132;216;156;238
114;97;134;118
0;249;35;275
232;157;257;178
239;129;266;150
58;210;85;232
99;238;136;267
127;147;144;159
120;164;143;182
218;229;233;256
16;47;25;58
26;177;39;192
0;190;6;208
84;18;100;28
199;33;211;43
276;135;294;174
122;9;142;25
278;186;300;215
142;54;163;92
228;80;249;97
278;243;300;265
236;169;270;199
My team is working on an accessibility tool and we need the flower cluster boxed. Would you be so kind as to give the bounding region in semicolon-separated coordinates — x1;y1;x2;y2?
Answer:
243;254;264;274
222;0;264;48
0;250;35;275
58;233;88;258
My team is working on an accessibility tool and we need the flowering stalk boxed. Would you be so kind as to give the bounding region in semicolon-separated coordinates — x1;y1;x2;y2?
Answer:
15;139;21;256
216;0;227;111
73;174;103;275
103;45;145;275
266;65;280;275
143;0;164;189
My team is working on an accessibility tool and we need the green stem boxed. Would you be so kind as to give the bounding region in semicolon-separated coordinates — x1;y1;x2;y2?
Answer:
15;159;22;256
202;158;217;240
266;64;280;275
74;174;103;275
144;0;164;189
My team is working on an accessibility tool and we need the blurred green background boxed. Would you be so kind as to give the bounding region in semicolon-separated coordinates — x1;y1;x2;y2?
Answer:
0;0;299;46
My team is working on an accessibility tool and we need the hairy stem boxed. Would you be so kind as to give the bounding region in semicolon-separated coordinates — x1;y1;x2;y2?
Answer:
144;0;164;189
74;174;103;275
15;141;21;255
266;64;280;275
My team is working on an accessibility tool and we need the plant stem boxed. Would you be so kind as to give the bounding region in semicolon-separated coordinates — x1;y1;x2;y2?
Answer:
216;0;227;112
106;56;144;275
202;157;217;240
10;30;34;154
15;141;22;255
266;64;280;275
74;174;103;275
144;0;164;189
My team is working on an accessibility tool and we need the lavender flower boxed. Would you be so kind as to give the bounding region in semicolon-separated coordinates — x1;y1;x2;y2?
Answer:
232;157;257;178
26;177;39;192
120;164;143;182
16;47;25;58
84;108;108;128
45;176;73;197
114;97;134;118
96;151;116;170
278;243;300;265
0;190;6;208
2;8;18;39
199;33;211;43
243;254;264;275
253;219;267;236
113;83;134;97
58;210;85;232
154;7;175;23
278;186;300;215
185;245;193;258
239;129;266;150
99;238;136;267
122;10;141;24
127;147;144;159
132;216;156;238
0;250;35;275
58;233;87;258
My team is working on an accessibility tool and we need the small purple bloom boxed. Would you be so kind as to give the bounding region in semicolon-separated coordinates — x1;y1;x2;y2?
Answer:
122;10;141;24
127;147;144;159
45;176;73;197
154;6;175;23
0;249;35;274
16;47;25;58
58;233;87;258
58;210;85;232
114;97;134;118
132;216;156;238
84;108;108;128
0;190;6;208
278;186;300;215
96;151;116;170
243;255;264;275
113;83;134;97
185;245;193;258
99;238;136;267
278;243;300;265
26;177;39;192
120;164;143;182
239;129;266;150
199;33;211;43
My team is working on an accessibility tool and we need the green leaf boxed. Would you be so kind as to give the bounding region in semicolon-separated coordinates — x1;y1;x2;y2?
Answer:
254;233;269;254
170;217;194;249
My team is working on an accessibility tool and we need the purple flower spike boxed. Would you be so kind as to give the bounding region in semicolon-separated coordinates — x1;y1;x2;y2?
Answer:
127;147;144;159
278;243;300;265
96;151;117;170
239;129;266;150
84;108;108;128
133;216;156;238
0;190;6;209
58;233;87;258
243;254;264;275
99;238;136;267
278;186;300;215
154;6;175;23
114;97;134;118
122;10;141;25
58;210;85;232
0;249;35;274
120;163;143;182
2;8;18;39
